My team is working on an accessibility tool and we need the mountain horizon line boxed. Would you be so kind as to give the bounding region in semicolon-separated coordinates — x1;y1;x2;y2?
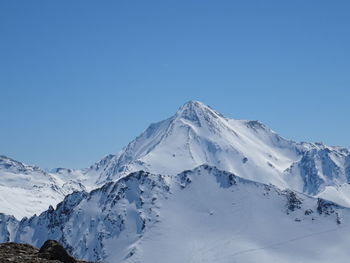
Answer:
2;100;348;171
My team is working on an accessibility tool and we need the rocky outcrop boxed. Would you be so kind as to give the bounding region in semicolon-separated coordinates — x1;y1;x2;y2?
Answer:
0;240;92;263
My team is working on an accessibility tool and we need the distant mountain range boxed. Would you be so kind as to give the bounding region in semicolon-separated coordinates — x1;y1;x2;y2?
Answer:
1;101;350;262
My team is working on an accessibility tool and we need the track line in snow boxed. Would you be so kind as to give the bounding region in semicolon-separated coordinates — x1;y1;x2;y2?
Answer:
229;224;348;258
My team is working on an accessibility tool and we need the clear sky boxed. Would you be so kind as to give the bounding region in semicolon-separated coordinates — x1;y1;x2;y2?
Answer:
0;0;349;169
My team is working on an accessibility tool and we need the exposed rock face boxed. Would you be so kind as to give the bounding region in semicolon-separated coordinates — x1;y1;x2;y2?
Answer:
0;240;91;263
38;240;77;263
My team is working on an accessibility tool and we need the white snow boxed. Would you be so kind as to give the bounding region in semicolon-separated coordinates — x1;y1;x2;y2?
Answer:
1;100;350;219
1;100;350;262
0;156;85;219
5;166;350;263
87;101;350;205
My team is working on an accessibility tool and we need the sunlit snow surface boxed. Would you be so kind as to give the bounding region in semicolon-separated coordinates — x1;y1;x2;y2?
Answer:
87;101;350;207
1;101;350;262
2;166;350;263
0;156;87;219
1;100;350;217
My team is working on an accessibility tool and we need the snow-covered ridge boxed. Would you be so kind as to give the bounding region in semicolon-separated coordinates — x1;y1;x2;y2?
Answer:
86;101;350;205
1;100;350;262
1;100;350;218
1;165;349;262
0;155;44;174
0;155;86;219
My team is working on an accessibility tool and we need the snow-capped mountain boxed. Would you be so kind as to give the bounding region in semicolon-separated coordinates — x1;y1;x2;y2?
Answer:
87;101;350;206
0;156;86;219
1;166;349;262
1;100;350;219
1;101;350;262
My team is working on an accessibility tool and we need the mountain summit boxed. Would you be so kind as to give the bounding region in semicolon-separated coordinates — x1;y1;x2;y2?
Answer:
91;100;297;184
1;101;350;218
1;101;350;262
175;100;224;123
87;101;350;206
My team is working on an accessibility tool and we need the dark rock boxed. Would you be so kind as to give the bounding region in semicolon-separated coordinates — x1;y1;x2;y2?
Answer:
38;240;76;263
0;241;92;263
336;212;342;225
317;198;337;215
304;209;314;215
286;191;302;212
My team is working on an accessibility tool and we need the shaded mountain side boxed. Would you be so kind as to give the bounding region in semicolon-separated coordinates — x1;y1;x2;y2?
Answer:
1;166;349;262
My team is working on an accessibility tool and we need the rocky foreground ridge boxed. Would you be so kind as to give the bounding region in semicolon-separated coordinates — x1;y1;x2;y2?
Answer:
0;240;92;263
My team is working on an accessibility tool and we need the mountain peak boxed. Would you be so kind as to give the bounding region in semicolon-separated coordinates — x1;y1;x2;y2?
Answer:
181;100;206;108
177;100;208;113
175;100;224;125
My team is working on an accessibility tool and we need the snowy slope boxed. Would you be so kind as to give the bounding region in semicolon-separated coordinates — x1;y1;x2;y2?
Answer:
2;166;349;262
87;101;350;205
0;156;86;219
1;100;350;219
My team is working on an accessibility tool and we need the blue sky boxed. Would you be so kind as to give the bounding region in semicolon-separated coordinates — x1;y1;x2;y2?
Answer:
0;0;349;168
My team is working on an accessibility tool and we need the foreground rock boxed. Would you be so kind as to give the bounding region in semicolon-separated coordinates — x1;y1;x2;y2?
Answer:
0;240;92;263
